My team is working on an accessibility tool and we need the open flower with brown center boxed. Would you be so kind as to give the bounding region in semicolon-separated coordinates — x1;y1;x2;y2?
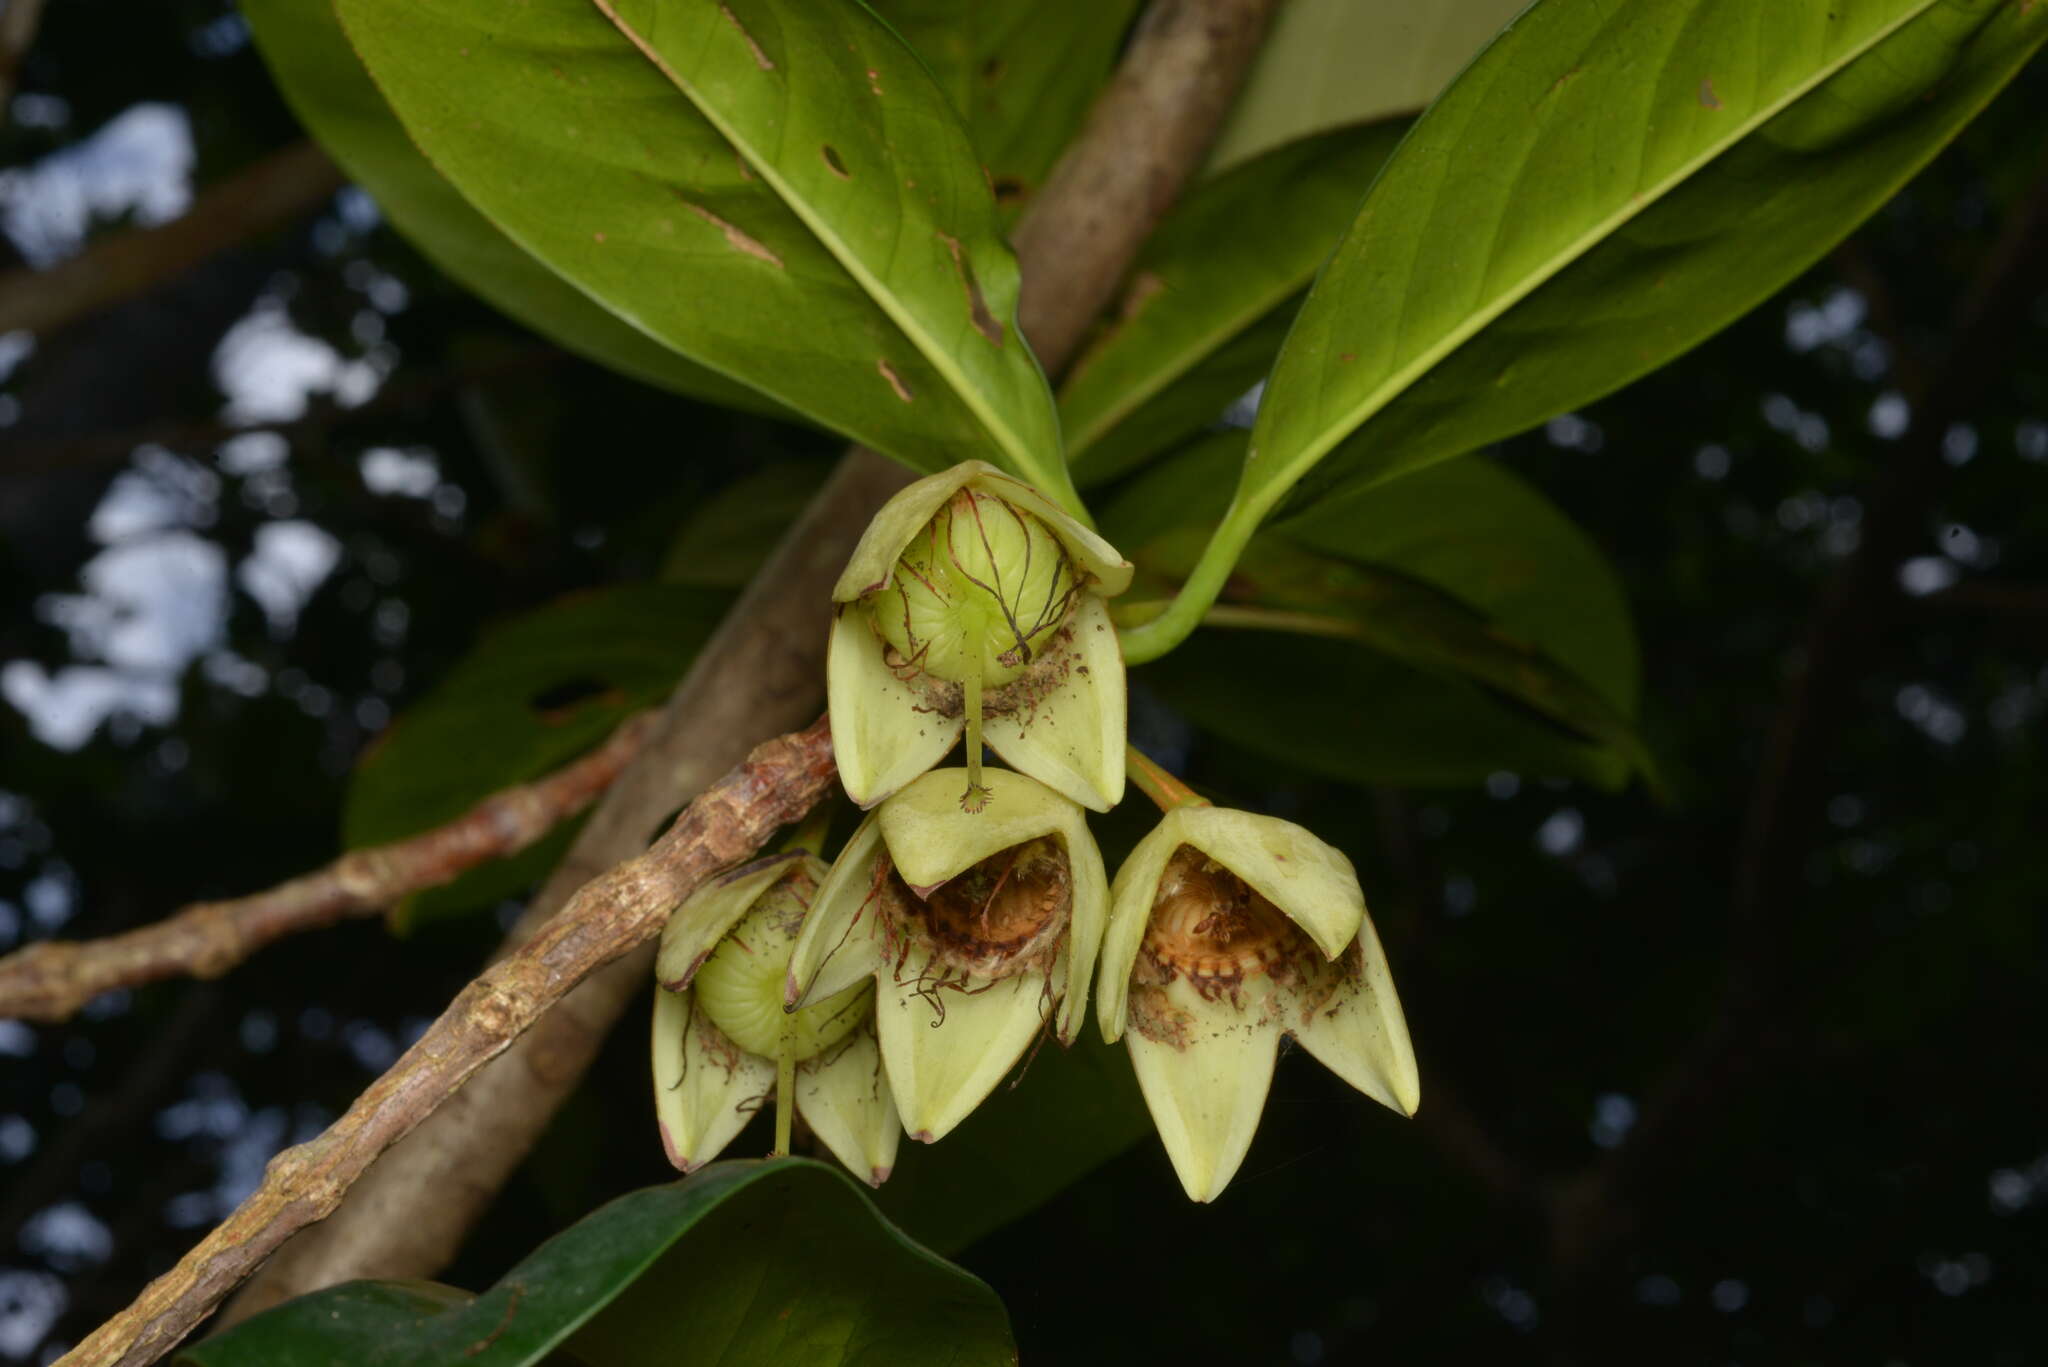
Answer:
829;461;1132;813
1097;806;1419;1201
652;851;898;1185
785;768;1108;1142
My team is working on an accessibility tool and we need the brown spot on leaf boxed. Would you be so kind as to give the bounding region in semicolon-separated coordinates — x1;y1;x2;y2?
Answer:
877;358;913;402
1546;64;1583;96
992;175;1027;207
1698;77;1722;110
938;232;1003;345
678;199;784;267
718;4;775;69
822;145;851;179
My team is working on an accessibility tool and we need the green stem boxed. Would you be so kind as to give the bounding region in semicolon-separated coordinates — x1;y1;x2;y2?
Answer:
961;666;991;812
1127;745;1210;813
1115;489;1269;664
772;1027;795;1158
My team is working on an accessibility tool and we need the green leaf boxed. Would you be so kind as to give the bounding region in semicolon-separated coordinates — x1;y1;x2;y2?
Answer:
180;1161;1014;1367
241;0;789;418
876;1033;1150;1254
344;583;727;930
1059;122;1408;484
1112;433;1643;788
1253;0;2048;511
871;0;1142;218
1123;0;2047;662
337;0;1074;503
1146;631;1630;789
1206;0;1529;170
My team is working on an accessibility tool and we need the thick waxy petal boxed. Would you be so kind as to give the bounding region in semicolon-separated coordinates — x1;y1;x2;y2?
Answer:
875;942;1051;1143
877;767;1077;890
1097;815;1182;1042
982;593;1128;812
796;1020;901;1187
1173;806;1363;960
650;987;773;1173
1124;979;1283;1203
785;816;889;1009
827;609;964;809
655;852;808;991
1291;919;1420;1118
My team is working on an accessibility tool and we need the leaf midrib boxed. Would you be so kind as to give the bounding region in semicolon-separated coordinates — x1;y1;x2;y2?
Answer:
1255;0;1937;499
590;0;1048;484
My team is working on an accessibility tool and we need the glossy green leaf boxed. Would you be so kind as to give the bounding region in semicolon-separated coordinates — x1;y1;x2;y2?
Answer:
241;0;788;418
1111;433;1642;787
337;0;1074;502
876;1034;1150;1253
1205;0;1530;170
1146;631;1628;789
344;583;727;930
1254;0;2048;511
1123;0;2047;663
181;1161;1014;1367
1059;123;1407;483
871;0;1142;218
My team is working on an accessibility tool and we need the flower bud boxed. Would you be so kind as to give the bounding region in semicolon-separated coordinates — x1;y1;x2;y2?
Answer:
785;768;1109;1142
870;487;1079;687
829;461;1132;812
1097;806;1418;1202
652;852;899;1184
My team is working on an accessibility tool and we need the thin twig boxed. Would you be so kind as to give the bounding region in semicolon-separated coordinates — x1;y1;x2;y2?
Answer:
0;140;343;338
55;718;837;1367
221;0;1288;1322
0;711;661;1024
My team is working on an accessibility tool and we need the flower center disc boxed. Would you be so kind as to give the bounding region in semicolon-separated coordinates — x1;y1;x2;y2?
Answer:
695;873;869;1060
1141;845;1310;989
892;837;1070;979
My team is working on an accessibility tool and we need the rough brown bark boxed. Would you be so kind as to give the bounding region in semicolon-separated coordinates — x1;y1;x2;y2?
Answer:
1010;0;1283;369
0;712;660;1023
217;0;1283;1331
55;720;837;1367
0;140;342;337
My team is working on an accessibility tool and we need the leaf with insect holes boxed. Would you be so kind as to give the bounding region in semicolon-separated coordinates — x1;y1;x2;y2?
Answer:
241;0;793;418
337;0;1073;501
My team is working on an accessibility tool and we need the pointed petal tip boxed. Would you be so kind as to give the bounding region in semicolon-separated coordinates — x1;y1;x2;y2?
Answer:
911;1129;936;1144
868;1165;892;1187
658;1121;682;1170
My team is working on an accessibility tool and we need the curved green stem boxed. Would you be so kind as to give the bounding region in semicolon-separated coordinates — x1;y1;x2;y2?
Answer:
771;1025;795;1158
1127;745;1210;814
1115;489;1270;664
960;667;991;812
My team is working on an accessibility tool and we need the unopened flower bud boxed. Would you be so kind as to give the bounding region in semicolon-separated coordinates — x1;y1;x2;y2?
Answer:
652;852;899;1185
829;462;1132;812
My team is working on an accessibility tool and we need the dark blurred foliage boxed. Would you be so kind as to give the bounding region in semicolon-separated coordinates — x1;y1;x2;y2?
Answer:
1;5;2043;1364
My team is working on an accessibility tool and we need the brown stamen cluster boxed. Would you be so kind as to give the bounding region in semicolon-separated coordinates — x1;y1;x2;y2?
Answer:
892;836;1071;979
1138;846;1313;1001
